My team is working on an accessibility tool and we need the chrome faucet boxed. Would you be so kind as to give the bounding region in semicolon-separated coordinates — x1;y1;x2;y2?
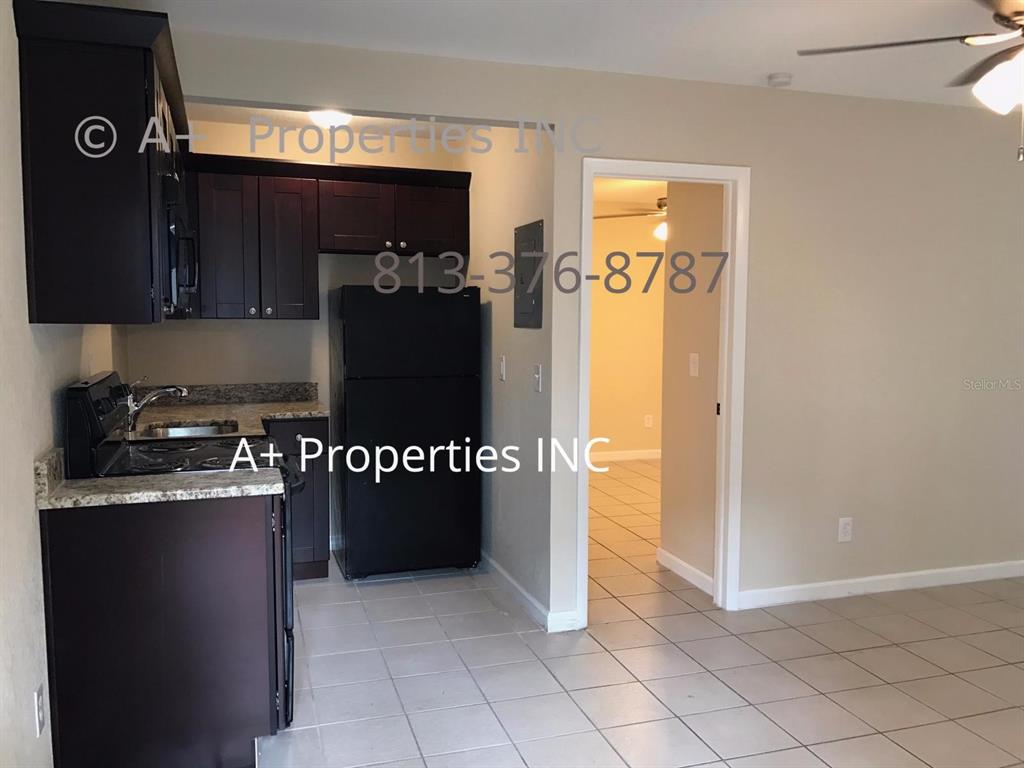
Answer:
126;384;189;431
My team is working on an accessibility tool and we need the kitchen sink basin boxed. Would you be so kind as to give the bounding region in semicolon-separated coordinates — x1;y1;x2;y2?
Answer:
139;421;239;439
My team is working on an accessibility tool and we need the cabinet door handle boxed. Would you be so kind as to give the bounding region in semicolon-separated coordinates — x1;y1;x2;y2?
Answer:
265;307;273;316
385;240;392;248
248;307;257;316
399;241;407;249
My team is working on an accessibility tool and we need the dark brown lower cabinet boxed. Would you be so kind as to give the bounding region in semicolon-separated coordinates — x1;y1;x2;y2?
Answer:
265;417;330;579
40;495;282;768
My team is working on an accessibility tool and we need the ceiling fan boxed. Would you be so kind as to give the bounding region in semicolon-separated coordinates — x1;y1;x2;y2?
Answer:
594;197;669;241
798;0;1024;157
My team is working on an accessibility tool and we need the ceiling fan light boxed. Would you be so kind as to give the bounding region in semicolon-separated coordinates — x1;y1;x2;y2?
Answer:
971;49;1024;115
653;221;668;242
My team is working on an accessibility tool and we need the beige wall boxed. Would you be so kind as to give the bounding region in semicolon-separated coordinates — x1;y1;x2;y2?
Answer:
0;3;119;763
660;183;725;577
457;131;555;605
589;216;664;454
170;31;1024;609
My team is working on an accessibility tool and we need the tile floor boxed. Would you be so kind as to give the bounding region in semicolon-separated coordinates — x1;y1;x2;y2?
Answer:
260;459;1024;767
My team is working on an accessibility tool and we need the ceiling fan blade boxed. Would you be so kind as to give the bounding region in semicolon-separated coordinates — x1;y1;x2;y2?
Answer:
948;42;1024;85
594;211;665;220
973;0;1024;19
798;35;971;56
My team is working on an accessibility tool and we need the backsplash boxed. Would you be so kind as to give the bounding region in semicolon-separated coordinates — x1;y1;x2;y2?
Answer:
134;382;318;405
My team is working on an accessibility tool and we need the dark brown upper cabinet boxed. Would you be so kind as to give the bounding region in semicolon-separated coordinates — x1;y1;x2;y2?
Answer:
15;0;189;324
197;174;260;319
395;185;469;256
318;181;395;253
198;174;318;320
260;177;318;320
319;181;469;257
186;156;470;318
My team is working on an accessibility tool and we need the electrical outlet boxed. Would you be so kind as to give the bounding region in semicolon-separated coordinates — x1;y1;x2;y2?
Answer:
838;517;853;543
33;685;45;737
643;414;653;428
498;354;507;382
689;353;699;377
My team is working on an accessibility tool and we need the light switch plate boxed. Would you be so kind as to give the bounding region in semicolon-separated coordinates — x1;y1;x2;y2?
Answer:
838;517;853;543
533;364;543;393
689;353;700;377
499;354;507;382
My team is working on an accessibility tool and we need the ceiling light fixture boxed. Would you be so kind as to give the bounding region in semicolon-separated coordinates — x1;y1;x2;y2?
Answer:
308;109;353;128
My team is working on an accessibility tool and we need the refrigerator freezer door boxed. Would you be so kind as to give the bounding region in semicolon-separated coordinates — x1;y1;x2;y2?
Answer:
341;375;482;577
341;286;480;379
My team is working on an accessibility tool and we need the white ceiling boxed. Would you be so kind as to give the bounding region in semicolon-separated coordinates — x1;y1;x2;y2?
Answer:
121;0;1009;108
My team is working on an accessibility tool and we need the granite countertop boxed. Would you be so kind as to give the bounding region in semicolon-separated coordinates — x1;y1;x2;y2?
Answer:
38;463;285;510
36;383;328;510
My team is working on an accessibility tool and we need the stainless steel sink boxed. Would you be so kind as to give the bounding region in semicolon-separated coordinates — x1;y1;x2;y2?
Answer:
139;421;239;439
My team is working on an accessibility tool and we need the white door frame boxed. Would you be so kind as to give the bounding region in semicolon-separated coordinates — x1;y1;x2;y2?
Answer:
576;158;751;616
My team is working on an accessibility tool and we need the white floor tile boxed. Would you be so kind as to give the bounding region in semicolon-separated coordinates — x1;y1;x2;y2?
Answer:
408;703;510;756
492;692;594;742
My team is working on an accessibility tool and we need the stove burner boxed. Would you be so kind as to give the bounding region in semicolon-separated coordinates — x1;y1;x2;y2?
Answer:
131;456;189;473
196;456;239;470
137;440;203;453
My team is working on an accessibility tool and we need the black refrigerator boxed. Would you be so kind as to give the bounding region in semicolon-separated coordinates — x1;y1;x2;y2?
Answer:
329;285;482;578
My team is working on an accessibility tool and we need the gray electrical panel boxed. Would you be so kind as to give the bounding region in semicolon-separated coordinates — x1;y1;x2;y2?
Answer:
514;219;544;329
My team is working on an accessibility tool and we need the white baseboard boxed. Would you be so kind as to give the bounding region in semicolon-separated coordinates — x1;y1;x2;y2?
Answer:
481;552;584;632
736;560;1024;610
656;548;715;597
590;449;662;462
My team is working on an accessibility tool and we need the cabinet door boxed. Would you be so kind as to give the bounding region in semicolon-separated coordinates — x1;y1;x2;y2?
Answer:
395;185;469;257
20;41;157;323
198;173;260;318
259;177;318;319
318;180;395;253
266;418;330;569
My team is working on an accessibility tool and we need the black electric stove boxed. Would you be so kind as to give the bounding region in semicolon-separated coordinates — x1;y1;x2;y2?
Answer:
100;436;275;477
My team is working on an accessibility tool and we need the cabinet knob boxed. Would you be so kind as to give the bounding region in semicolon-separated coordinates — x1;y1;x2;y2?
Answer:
295;434;303;442
265;307;273;316
399;241;407;249
248;307;257;316
385;240;392;248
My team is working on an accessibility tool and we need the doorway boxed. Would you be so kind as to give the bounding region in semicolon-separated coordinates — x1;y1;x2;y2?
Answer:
577;159;751;621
